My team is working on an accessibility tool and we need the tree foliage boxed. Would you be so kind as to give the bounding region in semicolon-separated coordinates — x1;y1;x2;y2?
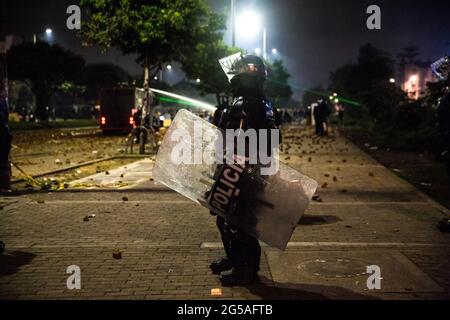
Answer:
330;43;405;121
265;59;293;106
7;42;85;120
180;40;238;104
82;63;132;101
80;0;225;82
397;44;420;71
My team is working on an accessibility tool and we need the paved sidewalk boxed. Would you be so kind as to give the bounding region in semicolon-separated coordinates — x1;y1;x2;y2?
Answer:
0;125;449;300
70;158;154;189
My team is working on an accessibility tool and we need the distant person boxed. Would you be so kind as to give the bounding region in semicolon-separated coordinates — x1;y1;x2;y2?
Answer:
283;110;293;123
133;108;142;127
213;106;223;127
337;104;345;126
296;109;305;122
313;103;322;135
274;107;283;127
324;101;332;135
313;99;330;136
0;89;11;190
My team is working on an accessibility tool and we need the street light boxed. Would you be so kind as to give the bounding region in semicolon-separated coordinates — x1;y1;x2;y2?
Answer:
196;78;201;83
43;28;54;44
166;64;172;71
235;9;270;59
272;48;278;54
236;10;262;40
389;78;396;84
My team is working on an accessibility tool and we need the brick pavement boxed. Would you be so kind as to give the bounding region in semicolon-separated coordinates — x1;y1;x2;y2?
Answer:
0;124;449;300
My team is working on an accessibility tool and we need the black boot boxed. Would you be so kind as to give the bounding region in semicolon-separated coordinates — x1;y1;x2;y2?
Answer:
210;258;233;275
219;267;259;286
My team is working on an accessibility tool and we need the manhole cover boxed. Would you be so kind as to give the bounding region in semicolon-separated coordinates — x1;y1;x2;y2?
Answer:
267;250;444;294
297;258;368;278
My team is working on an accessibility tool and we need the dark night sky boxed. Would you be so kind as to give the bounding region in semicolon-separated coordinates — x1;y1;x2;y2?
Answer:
4;0;450;99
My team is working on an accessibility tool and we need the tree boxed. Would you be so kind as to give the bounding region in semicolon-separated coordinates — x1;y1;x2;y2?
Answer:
7;42;85;120
181;40;239;105
265;59;293;107
8;81;35;115
397;44;420;73
330;44;404;121
80;0;225;91
82;63;132;102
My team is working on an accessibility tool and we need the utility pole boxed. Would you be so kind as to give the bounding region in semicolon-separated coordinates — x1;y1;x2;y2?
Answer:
263;27;267;60
231;0;236;47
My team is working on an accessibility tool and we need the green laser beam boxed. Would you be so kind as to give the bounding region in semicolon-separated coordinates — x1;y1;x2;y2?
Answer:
303;88;360;106
268;77;361;106
157;96;204;108
151;88;216;111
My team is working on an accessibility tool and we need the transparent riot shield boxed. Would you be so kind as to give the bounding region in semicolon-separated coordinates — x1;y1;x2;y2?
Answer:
153;109;318;250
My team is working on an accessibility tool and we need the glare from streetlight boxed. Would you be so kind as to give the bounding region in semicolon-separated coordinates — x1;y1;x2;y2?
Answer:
389;78;396;84
196;78;201;83
166;65;172;71
254;48;261;55
333;93;338;97
334;98;339;103
45;28;53;36
272;48;278;54
236;9;262;39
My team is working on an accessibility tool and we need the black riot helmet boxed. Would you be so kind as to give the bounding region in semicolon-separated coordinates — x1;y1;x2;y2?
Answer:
220;53;267;97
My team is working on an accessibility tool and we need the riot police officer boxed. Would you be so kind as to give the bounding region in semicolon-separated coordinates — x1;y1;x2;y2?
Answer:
431;56;450;179
210;54;278;286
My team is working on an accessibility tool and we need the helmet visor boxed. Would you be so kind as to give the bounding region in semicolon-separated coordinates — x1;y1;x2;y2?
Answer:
219;52;244;82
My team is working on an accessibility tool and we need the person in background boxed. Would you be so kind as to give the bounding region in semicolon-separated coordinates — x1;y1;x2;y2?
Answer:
313;99;329;136
337;104;345;126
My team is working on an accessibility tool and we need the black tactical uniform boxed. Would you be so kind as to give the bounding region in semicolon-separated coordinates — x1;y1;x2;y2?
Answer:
210;55;278;286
